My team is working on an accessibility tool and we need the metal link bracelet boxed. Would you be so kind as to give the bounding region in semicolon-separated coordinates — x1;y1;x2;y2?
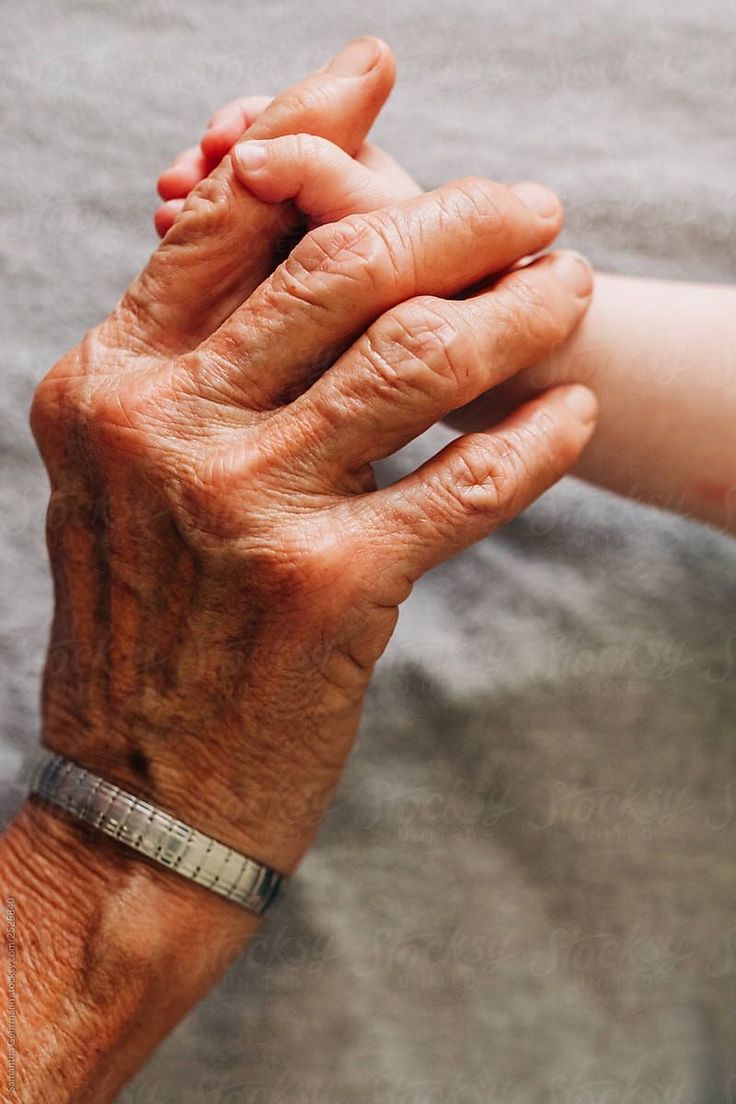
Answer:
28;750;283;916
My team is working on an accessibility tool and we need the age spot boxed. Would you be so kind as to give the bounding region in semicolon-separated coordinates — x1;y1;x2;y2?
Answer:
127;747;151;781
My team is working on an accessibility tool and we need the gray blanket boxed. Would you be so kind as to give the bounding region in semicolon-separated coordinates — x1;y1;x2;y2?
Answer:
2;1;735;1100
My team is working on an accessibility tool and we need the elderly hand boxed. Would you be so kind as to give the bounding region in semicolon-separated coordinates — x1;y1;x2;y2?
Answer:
31;41;597;883
3;41;600;1101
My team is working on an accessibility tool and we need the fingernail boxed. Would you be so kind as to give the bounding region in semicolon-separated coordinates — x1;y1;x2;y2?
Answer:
563;385;598;425
327;37;381;77
549;250;594;298
510;180;561;219
234;141;267;171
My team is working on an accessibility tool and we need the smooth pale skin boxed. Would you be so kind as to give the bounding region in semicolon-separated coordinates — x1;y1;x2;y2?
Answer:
158;96;736;533
0;40;598;1102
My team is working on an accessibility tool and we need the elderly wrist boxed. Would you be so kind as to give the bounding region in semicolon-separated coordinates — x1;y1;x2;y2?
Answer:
1;800;258;1101
11;798;255;936
39;690;348;877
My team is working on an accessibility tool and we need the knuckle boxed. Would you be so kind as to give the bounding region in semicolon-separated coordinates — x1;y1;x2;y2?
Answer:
446;432;530;519
84;379;170;453
30;342;99;444
486;431;533;504
66;367;196;464
302;213;389;272
172;175;234;239
361;209;408;282
366;297;475;400
271;249;330;315
189;174;232;212
286;213;396;299
30;375;74;446
451;446;504;516
30;358;190;486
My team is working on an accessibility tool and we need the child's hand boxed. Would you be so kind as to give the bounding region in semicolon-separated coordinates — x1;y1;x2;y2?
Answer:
156;93;421;236
156;96;272;236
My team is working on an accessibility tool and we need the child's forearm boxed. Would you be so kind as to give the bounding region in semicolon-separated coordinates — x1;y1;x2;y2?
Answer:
156;108;736;532
453;274;736;533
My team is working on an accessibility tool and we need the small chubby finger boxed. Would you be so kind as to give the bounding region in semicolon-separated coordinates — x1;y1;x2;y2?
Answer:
365;383;598;580
155;101;274;235
201;95;273;163
156;145;209;201
232;133;411;223
155;109;421;239
154;198;186;238
132;38;397;349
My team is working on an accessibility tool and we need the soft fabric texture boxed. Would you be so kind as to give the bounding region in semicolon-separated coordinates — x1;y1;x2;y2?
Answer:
2;1;735;1100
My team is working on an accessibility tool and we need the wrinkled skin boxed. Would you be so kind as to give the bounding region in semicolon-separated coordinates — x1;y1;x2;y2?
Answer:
31;39;597;877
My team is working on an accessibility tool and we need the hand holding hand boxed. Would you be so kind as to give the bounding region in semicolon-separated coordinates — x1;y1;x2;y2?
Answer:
33;48;596;879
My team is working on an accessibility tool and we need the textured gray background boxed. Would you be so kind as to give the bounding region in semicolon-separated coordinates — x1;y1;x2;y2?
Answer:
2;1;736;1101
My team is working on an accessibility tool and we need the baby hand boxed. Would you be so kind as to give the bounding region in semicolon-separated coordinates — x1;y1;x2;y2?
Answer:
155;92;420;235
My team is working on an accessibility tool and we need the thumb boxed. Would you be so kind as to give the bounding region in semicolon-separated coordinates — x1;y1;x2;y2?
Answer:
232;133;415;225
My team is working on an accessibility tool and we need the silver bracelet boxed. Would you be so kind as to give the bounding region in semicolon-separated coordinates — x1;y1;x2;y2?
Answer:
28;750;284;916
